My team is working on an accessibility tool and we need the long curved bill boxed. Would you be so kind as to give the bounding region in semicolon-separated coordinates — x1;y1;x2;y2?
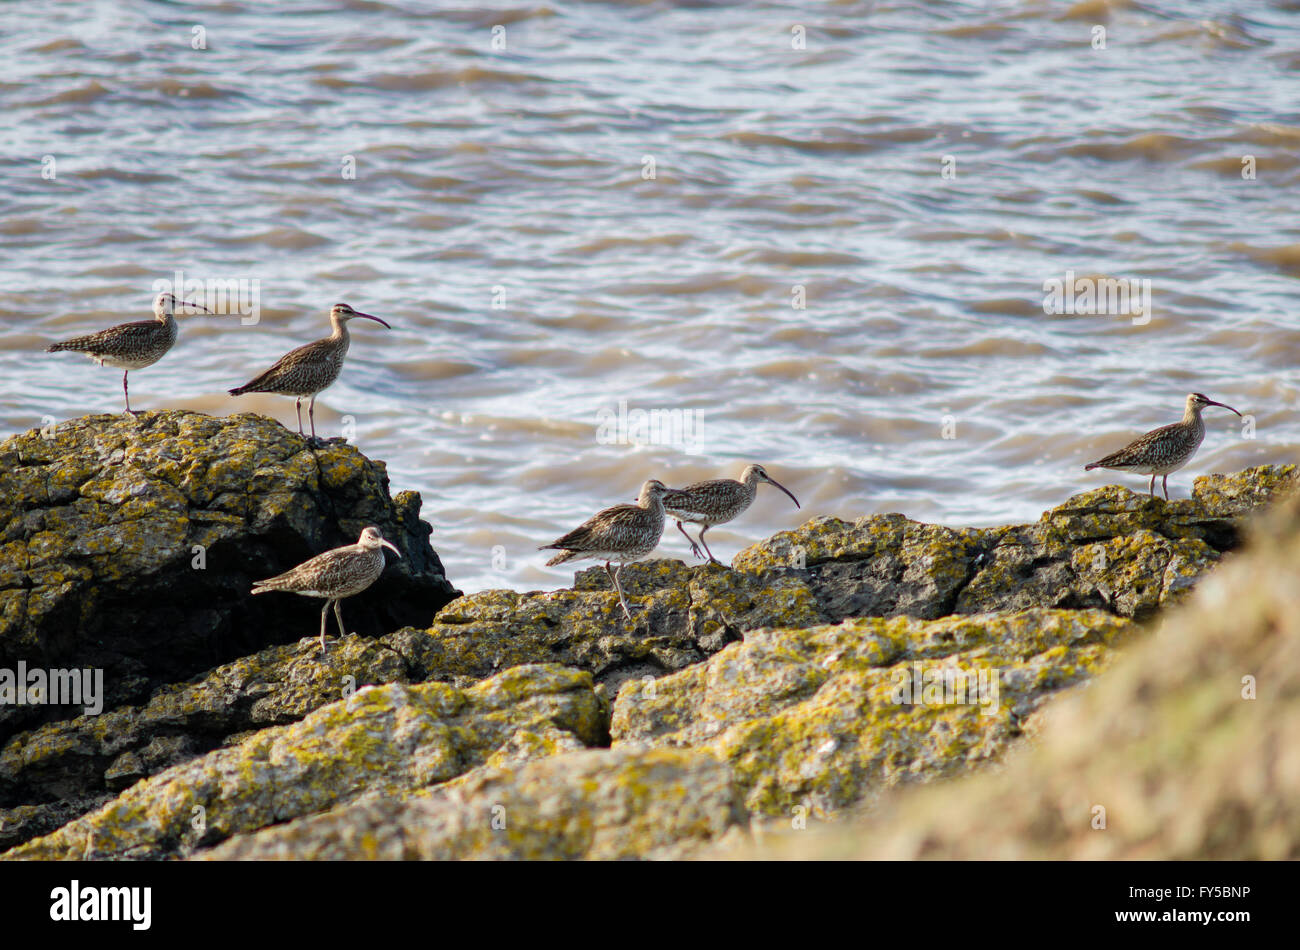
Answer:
354;311;392;329
179;300;213;315
381;539;402;558
1206;398;1242;417
768;477;800;509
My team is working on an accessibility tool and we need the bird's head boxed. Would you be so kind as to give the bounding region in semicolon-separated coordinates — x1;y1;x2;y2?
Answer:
638;479;670;504
1187;392;1241;417
743;464;800;508
154;292;211;317
331;303;391;329
358;525;402;556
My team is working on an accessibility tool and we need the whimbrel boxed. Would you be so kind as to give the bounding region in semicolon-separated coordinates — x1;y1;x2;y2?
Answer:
540;479;670;620
251;526;401;653
663;464;800;565
46;292;211;414
1084;392;1242;500
228;303;391;443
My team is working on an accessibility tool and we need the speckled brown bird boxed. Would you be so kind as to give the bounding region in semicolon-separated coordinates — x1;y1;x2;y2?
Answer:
229;302;391;442
540;479;669;620
46;292;210;414
252;525;401;653
662;464;800;565
1085;392;1242;500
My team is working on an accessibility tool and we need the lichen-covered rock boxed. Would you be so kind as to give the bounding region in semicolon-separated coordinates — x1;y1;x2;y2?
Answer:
0;411;460;741
386;558;826;695
2;663;602;860
716;485;1300;861
199;747;744;860
611;609;1137;819
732;466;1295;624
0;633;408;851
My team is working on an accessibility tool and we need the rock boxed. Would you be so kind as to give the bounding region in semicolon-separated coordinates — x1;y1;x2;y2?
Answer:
0;633;409;851
200;747;745;860
610;608;1137;819
733;466;1295;623
2;664;604;860
0;411;460;741
1;462;1292;861
714;482;1300;860
385;559;826;696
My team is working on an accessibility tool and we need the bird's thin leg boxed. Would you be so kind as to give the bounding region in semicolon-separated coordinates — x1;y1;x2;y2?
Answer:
676;520;703;559
1148;474;1156;497
1162;475;1169;501
319;601;330;654
308;394;318;442
295;397;304;436
333;599;347;640
122;371;137;416
612;562;634;620
699;527;723;567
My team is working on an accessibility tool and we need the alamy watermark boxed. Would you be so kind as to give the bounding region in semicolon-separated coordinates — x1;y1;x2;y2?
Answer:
0;662;104;715
596;399;704;452
1043;270;1151;325
889;662;1000;718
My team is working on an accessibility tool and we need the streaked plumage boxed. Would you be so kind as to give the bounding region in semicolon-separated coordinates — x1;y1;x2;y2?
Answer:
663;464;800;565
252;525;401;653
46;292;210;414
540;479;669;620
1084;392;1242;500
229;303;391;442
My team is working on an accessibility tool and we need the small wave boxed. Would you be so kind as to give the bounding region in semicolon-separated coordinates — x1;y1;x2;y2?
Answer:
28;80;112;106
1232;242;1300;276
363;67;552;92
223;228;332;250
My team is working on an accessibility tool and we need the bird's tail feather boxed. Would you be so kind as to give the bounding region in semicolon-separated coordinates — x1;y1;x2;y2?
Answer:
542;548;577;567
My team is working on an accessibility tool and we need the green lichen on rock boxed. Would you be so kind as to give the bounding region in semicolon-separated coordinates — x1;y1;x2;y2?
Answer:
2;663;602;860
385;557;827;696
611;609;1137;820
730;465;1295;625
199;747;745;860
0;633;412;850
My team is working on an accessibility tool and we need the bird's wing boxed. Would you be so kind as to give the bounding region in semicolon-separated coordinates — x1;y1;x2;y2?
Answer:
256;545;352;591
663;479;737;511
232;337;335;393
49;320;162;357
547;503;643;551
1092;421;1181;466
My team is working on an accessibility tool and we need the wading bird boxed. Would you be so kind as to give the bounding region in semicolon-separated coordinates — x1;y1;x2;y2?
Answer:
663;464;800;565
251;525;401;654
1084;392;1242;500
46;292;211;414
229;303;390;443
541;479;669;620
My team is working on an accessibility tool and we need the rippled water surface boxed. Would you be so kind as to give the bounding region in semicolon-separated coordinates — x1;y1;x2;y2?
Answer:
2;0;1299;592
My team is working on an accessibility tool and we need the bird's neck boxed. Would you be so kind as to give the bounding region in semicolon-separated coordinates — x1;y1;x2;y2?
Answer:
1183;404;1202;425
741;471;760;498
330;316;349;341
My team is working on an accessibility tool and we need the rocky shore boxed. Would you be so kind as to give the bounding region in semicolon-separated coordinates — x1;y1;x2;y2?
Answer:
0;411;1293;859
